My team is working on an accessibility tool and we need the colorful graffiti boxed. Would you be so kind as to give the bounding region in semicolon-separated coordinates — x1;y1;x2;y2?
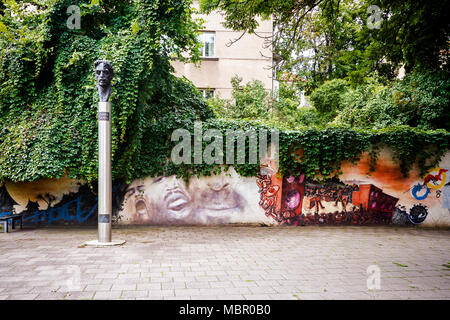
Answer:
257;166;400;226
410;167;448;201
405;167;449;221
0;150;448;227
0;182;128;225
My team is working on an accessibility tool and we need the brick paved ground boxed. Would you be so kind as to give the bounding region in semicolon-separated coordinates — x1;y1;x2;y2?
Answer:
0;225;449;300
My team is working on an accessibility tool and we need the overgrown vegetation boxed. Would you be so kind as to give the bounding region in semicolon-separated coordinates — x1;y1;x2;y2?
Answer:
0;0;211;183
334;71;450;131
0;0;448;185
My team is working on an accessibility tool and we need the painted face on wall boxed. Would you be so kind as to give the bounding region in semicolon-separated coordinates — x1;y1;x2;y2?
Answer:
189;173;244;220
144;176;193;222
122;180;152;223
281;175;305;214
285;189;301;209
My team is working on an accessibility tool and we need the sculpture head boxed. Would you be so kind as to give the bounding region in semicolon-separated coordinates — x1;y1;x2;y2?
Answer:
94;60;114;87
94;60;114;101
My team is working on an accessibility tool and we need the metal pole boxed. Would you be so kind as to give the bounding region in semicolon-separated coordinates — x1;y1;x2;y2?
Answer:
84;60;124;247
98;101;112;243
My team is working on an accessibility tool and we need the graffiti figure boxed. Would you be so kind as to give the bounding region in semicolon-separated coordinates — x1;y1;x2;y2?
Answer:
334;210;344;224
334;189;349;212
309;189;324;213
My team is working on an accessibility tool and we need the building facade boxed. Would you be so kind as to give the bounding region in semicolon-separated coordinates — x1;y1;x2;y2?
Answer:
171;2;274;99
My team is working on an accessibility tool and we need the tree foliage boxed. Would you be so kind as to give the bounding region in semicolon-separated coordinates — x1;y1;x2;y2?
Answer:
310;78;349;122
201;0;450;91
0;0;210;183
207;76;321;128
334;71;450;131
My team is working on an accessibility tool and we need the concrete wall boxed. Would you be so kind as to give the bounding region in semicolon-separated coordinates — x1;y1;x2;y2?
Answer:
1;148;449;227
171;1;273;99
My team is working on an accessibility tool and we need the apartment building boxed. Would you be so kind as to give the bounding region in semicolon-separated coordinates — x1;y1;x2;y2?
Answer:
171;2;274;99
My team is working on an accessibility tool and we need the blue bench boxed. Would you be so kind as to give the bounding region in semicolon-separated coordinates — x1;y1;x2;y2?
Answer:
0;214;23;233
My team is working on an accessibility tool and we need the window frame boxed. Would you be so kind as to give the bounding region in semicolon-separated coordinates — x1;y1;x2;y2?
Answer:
199;32;216;58
199;88;215;99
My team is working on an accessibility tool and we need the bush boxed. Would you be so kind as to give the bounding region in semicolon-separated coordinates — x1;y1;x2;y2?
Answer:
230;76;270;119
310;79;350;122
334;71;450;131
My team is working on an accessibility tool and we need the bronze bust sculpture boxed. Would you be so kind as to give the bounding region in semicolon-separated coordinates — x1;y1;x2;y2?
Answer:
94;60;114;102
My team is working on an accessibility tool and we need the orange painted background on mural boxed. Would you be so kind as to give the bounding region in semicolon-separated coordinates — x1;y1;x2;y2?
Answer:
340;152;421;193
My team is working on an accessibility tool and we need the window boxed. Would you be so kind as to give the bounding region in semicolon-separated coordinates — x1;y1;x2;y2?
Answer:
200;89;215;99
199;32;215;57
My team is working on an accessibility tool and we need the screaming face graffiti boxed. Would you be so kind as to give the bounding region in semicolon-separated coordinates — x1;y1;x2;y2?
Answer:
120;171;247;225
123;181;152;223
157;176;193;220
121;176;193;224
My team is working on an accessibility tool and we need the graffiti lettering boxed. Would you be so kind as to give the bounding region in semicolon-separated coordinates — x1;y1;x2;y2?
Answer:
23;195;97;225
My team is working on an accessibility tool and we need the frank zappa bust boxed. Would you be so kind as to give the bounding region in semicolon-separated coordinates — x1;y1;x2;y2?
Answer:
94;60;114;102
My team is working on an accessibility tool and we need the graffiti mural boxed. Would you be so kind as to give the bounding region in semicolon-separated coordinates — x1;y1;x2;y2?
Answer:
0;148;448;227
119;172;248;225
257;165;399;226
0;181;128;226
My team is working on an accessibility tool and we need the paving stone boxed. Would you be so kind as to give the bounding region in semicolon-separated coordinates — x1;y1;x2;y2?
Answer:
93;291;122;299
84;284;112;291
0;226;449;300
121;290;149;298
111;284;137;291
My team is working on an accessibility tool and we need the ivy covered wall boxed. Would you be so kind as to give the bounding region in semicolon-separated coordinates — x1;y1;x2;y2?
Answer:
1;147;449;227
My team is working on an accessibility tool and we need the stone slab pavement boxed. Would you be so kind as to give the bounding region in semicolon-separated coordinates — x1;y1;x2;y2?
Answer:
0;225;449;300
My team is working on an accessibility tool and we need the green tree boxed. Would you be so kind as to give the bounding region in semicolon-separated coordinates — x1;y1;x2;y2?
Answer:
230;75;269;119
200;0;450;89
207;76;320;128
